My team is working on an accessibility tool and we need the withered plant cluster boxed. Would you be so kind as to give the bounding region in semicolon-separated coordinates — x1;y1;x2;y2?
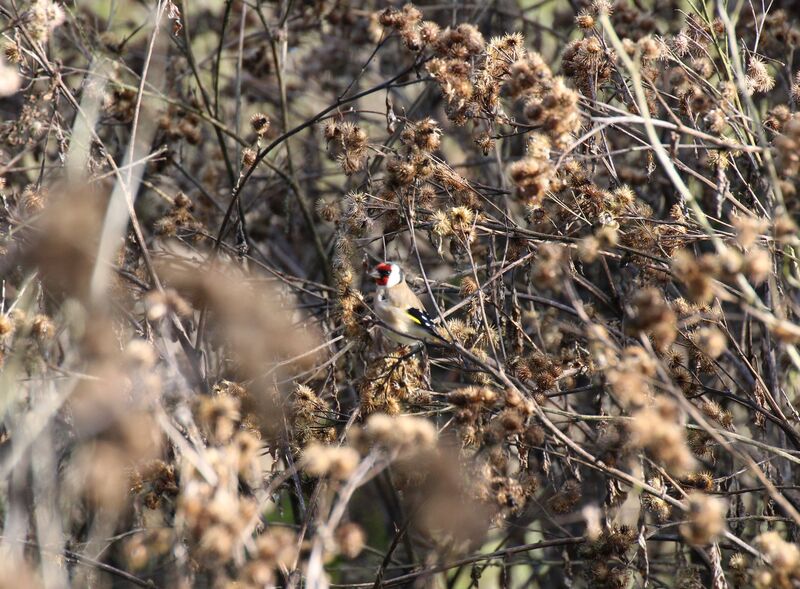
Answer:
2;0;800;587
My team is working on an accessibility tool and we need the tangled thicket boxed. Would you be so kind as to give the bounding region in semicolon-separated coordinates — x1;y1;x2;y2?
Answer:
2;0;800;587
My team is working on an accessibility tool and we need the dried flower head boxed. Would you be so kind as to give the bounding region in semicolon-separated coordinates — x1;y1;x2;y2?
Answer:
549;479;582;513
679;492;726;545
509;134;555;204
335;523;366;559
302;442;360;480
755;532;800;575
743;247;771;285
532;243;566;289
0;315;13;338
0;61;21;98
746;56;775;94
401;118;441;152
249;113;270;137
197;394;241;444
627;287;677;350
642;477;672;522
31;314;55;341
3;42;21;64
29;0;66;43
576;12;595;30
355;413;437;457
629;397;696;474
692;326;727;359
241;147;258;168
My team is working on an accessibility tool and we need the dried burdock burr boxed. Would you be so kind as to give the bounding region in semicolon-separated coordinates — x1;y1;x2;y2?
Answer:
679;492;726;545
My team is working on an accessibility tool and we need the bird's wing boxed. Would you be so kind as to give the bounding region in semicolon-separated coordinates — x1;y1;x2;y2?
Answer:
404;307;440;338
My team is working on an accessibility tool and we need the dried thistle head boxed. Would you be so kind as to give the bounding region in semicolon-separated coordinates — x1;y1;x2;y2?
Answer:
433;23;485;59
448;205;476;239
444;317;476;346
606;346;655;408
0;314;14;339
591;0;613;15
401;118;441;152
532;243;566;290
629;397;696;475
746;56;775;94
302;442;360;480
523;78;581;148
679;492;726;545
642;477;672;522
742;247;771;285
507;53;553;98
249;112;270;137
691;326;727;360
30;313;54;341
509;134;555;204
549;479;582;513
729;552;747;572
576;12;595;30
327;121;369;175
755;532;800;576
335;522;366;559
0;60;21;98
241;147;258;168
197;394;241;444
354;413;438;458
627;287;677;350
28;0;66;43
672;250;716;304
3;42;21;64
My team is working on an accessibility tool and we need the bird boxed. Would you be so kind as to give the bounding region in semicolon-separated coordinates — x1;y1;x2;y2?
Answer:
369;262;441;346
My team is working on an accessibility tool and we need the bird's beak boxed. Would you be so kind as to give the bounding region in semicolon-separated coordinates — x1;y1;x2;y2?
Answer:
369;269;382;279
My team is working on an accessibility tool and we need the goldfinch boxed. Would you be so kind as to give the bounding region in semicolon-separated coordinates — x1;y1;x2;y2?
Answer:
369;262;440;345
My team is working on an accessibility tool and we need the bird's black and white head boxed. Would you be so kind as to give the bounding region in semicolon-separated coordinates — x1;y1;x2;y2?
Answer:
370;262;403;288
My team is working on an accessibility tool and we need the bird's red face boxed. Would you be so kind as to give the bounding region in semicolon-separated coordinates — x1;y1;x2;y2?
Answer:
370;263;399;287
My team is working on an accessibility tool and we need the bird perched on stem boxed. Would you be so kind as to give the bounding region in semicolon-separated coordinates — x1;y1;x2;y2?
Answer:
369;262;442;346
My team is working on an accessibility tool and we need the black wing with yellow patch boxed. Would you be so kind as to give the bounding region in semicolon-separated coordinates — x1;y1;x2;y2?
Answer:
405;307;439;336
